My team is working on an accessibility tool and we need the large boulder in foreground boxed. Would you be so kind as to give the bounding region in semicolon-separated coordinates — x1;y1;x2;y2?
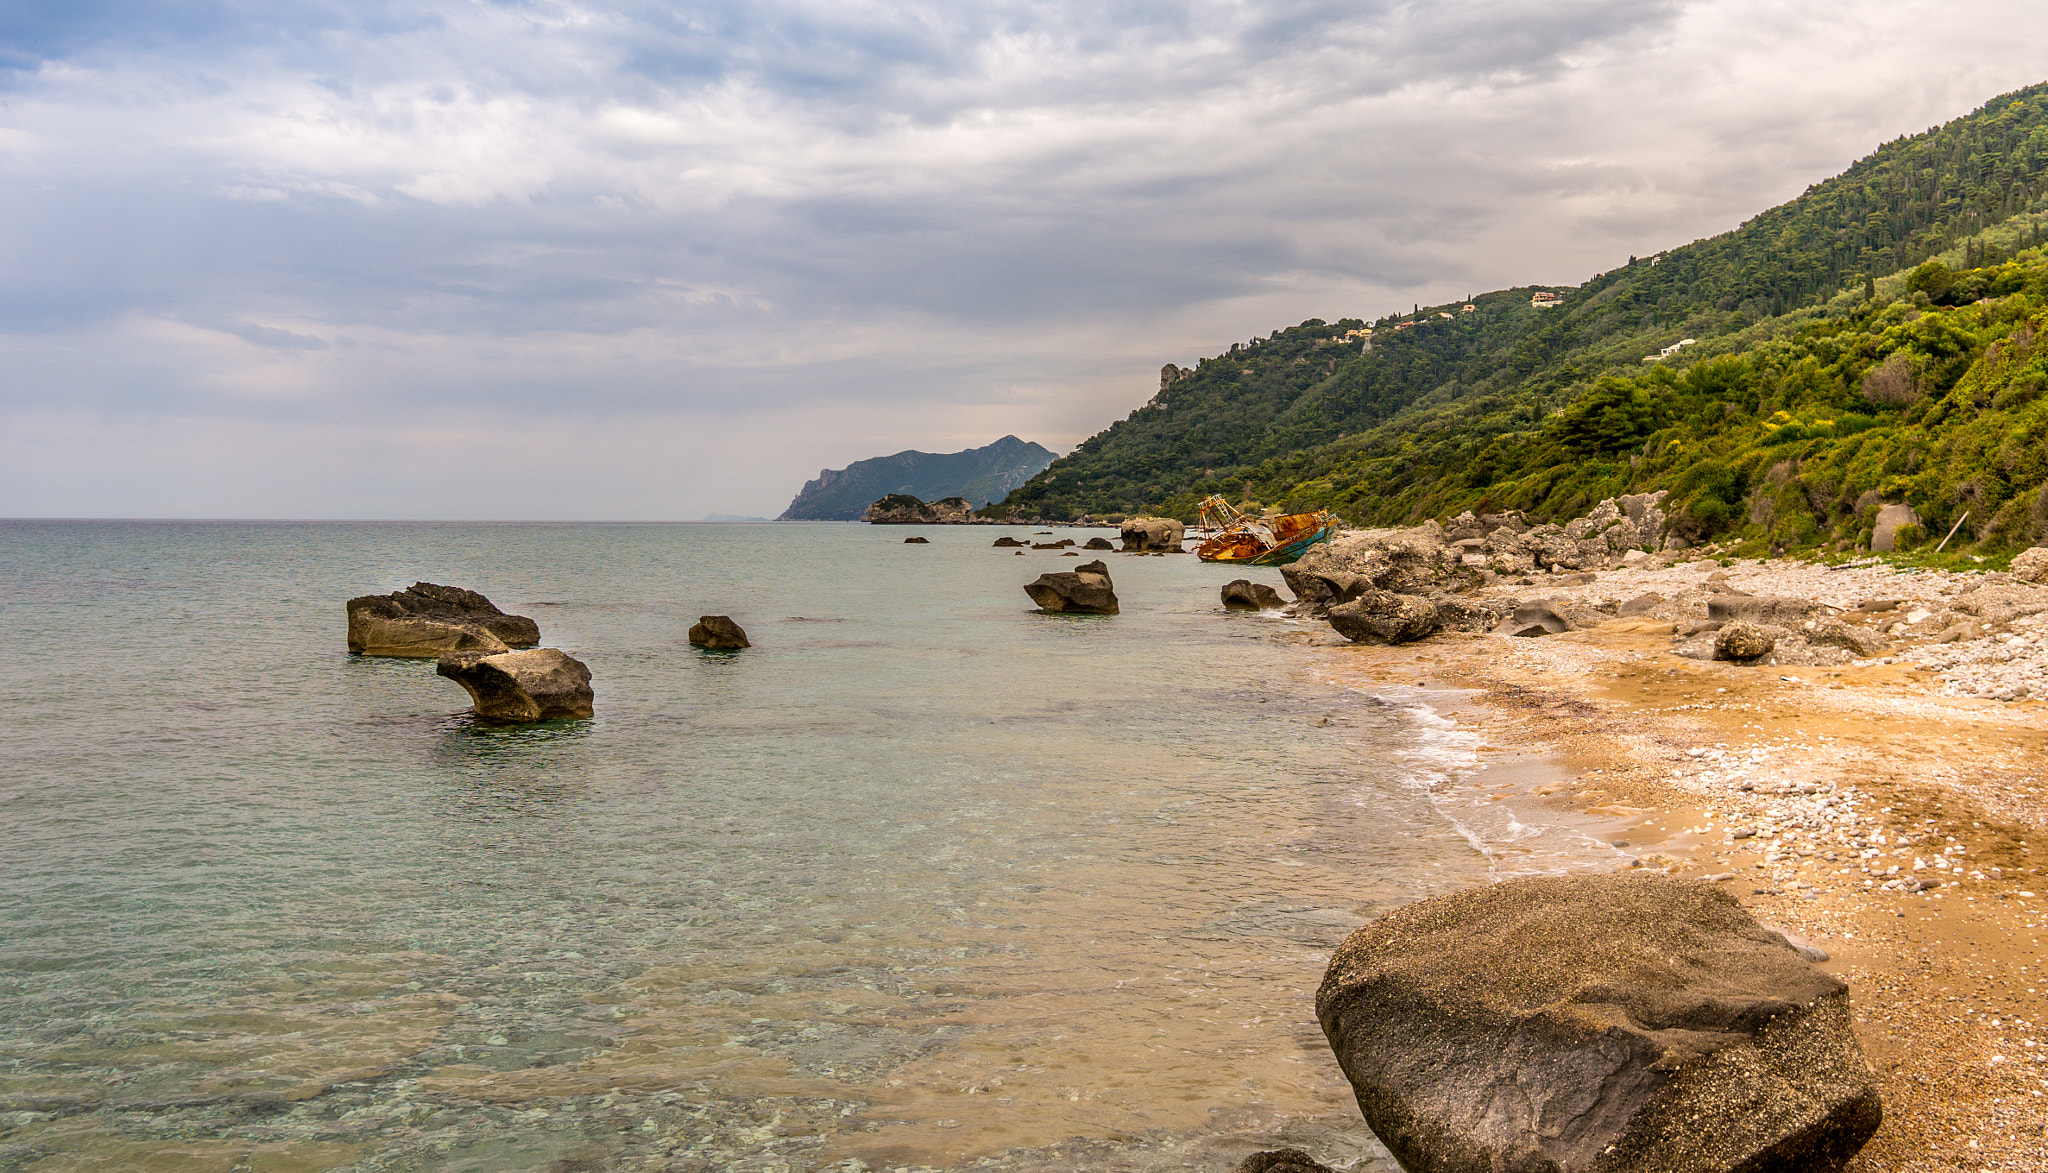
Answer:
688;615;750;649
1121;516;1186;552
1871;502;1921;552
2011;546;2048;583
1024;560;1119;613
1317;874;1880;1173
346;582;540;657
1328;589;1440;644
437;648;594;722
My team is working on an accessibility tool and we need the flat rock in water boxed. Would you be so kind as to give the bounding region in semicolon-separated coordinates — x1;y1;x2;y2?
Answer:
1221;580;1285;610
437;648;594;722
1023;560;1119;614
689;615;751;649
993;536;1028;547
1083;536;1116;550
1316;874;1880;1173
903;536;930;543
346;582;540;658
1120;516;1185;552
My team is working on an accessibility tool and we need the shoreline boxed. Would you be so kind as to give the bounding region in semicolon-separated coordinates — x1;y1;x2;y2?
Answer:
1287;556;2048;1172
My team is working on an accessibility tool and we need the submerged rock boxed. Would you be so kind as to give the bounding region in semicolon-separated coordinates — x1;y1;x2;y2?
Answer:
903;535;930;543
1221;580;1286;610
1120;517;1186;552
1317;874;1880;1173
1229;1151;1337;1173
1024;560;1119;614
346;582;540;658
689;615;751;649
437;648;594;722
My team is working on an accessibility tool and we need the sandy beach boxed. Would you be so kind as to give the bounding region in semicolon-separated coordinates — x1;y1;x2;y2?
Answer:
1301;554;2048;1172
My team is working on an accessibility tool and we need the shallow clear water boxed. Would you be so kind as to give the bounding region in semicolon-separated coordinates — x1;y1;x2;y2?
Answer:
0;521;1501;1173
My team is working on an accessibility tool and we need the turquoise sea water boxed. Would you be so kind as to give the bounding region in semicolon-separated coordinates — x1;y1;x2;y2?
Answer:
0;521;1510;1173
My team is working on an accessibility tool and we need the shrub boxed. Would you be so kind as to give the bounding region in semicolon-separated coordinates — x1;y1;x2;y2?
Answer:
1862;353;1922;406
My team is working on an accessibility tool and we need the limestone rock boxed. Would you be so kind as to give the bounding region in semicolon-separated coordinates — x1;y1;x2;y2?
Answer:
1707;594;1826;626
437;648;594;722
1871;503;1921;552
1229;1151;1337;1173
1716;620;1777;661
1024;560;1119;614
1284;523;1462;615
346;582;540;658
1083;536;1115;550
1328;589;1441;644
1221;580;1286;610
1493;600;1573;637
1434;596;1510;633
2012;546;2048;583
928;496;973;523
1803;617;1886;657
1316;874;1881;1173
993;536;1028;547
1121;517;1186;552
689;615;751;649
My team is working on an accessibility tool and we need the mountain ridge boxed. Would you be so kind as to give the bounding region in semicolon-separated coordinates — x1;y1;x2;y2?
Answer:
779;435;1057;521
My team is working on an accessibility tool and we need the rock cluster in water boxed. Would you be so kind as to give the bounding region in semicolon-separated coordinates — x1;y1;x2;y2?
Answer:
345;581;594;723
1221;580;1285;610
864;494;977;524
1023;560;1119;613
1316;874;1881;1173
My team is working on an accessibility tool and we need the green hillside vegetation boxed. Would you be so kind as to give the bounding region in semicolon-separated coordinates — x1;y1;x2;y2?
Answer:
993;82;2048;556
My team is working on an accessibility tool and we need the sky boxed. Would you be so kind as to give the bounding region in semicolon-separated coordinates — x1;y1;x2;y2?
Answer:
3;1;2046;519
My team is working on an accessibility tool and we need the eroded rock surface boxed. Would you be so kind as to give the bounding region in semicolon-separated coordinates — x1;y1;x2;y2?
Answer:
437;648;594;722
1228;1151;1337;1173
1121;517;1186;553
1221;580;1286;610
2012;546;2048;583
1024;560;1119;614
1316;874;1880;1173
346;582;540;658
1328;590;1442;644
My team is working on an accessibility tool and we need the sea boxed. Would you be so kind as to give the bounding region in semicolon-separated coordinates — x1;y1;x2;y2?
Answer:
0;520;1612;1173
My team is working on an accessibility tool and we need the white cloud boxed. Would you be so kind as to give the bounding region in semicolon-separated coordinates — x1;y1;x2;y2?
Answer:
1;0;2045;516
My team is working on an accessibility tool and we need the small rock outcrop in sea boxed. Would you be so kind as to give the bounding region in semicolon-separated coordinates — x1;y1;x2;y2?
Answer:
903;536;929;543
436;648;594;722
1023;560;1119;614
346;582;541;658
1120;517;1185;553
1084;536;1115;550
1229;1151;1337;1173
1317;874;1881;1173
1870;502;1922;552
993;536;1028;547
1716;620;1777;662
689;616;751;649
1221;580;1285;610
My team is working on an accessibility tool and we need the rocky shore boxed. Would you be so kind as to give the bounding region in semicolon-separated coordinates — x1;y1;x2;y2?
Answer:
1269;530;2048;1171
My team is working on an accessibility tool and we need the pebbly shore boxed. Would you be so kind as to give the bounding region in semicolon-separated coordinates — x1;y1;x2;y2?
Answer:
1291;551;2048;1172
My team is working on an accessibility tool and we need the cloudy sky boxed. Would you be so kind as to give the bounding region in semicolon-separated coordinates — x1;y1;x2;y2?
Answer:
2;0;2044;519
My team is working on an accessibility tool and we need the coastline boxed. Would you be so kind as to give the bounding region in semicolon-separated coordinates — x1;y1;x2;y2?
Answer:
1290;556;2048;1172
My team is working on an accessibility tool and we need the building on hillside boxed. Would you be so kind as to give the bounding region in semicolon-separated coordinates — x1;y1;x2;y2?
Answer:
1436;311;1454;320
1642;338;1698;362
1530;291;1561;308
1461;304;1477;313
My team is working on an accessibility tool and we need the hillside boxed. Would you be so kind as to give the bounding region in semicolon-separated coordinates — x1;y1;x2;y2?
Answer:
779;435;1056;520
993;82;2048;555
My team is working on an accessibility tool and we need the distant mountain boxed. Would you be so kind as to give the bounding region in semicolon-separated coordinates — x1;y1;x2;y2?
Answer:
778;436;1058;521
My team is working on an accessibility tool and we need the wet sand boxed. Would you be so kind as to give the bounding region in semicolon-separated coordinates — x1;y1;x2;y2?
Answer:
1308;601;2048;1172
